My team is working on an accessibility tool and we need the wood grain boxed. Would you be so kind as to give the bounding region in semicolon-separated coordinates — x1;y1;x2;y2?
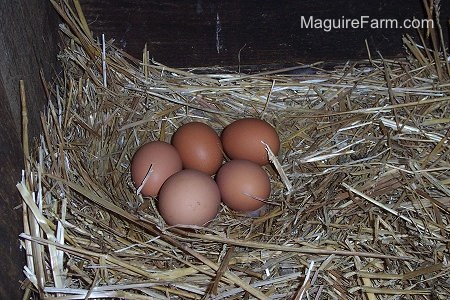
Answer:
0;1;60;298
78;0;449;68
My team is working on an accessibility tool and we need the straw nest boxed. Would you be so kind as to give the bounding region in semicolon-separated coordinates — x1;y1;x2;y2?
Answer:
18;1;450;299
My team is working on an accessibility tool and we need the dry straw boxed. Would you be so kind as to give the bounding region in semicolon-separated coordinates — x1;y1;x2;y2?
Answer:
18;0;449;299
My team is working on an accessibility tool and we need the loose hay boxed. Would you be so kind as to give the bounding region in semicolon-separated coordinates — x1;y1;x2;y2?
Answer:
18;1;450;299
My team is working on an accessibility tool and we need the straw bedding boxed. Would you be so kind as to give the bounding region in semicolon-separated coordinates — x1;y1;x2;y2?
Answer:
18;1;450;299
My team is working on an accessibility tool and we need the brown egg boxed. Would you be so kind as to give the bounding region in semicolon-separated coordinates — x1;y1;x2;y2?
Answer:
221;118;280;165
171;122;223;175
131;141;182;197
215;160;271;212
158;169;221;226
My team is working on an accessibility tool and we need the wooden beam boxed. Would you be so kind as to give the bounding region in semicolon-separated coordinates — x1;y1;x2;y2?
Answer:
79;0;448;68
0;1;60;298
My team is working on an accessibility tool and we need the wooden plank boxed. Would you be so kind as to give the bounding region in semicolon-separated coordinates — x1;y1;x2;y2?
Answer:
0;1;60;298
79;0;449;68
0;79;25;299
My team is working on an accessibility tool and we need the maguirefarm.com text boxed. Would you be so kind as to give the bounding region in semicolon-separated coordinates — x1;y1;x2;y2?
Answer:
300;16;434;32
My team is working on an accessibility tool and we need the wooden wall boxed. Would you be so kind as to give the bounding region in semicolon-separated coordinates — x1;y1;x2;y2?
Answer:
0;1;60;298
79;0;449;68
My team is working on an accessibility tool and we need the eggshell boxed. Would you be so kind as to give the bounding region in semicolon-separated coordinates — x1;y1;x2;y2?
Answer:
131;141;182;197
221;118;280;165
215;160;271;212
158;169;221;226
171;122;223;175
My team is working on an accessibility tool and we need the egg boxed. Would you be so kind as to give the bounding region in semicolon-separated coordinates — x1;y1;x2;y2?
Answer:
215;160;271;212
221;118;280;165
131;141;182;197
171;122;223;175
158;169;221;226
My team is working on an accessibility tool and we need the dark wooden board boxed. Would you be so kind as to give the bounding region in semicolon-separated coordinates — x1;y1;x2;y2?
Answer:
79;0;449;68
0;1;60;298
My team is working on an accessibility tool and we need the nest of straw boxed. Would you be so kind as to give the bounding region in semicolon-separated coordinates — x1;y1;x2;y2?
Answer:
18;1;450;299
